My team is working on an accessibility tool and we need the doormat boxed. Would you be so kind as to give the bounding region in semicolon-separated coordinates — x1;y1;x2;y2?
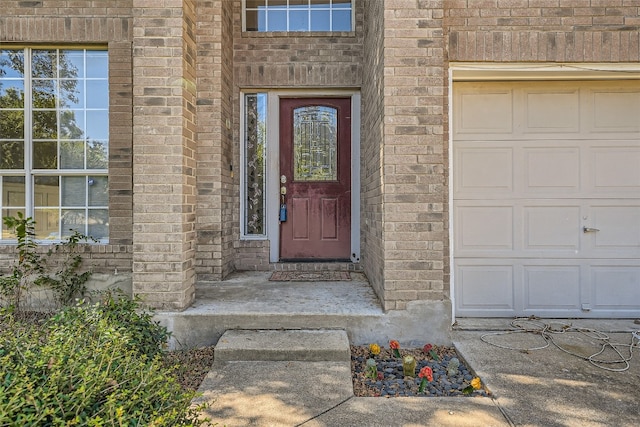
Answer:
269;271;351;281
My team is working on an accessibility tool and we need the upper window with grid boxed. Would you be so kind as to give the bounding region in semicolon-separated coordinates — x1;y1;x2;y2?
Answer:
244;0;353;32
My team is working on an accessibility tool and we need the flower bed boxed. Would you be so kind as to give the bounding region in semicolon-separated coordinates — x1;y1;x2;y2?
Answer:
351;343;489;398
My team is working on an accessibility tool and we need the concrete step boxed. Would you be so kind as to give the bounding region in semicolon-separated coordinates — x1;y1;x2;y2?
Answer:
214;329;351;363
155;271;453;350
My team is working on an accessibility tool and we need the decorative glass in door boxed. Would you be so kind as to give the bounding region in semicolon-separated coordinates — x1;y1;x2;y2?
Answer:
293;106;337;181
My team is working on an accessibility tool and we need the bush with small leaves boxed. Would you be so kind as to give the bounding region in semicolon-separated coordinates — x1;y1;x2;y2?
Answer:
0;213;94;311
0;296;208;426
52;290;171;360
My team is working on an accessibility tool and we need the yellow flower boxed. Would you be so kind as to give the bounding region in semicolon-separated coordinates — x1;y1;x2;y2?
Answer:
471;377;482;390
369;343;381;355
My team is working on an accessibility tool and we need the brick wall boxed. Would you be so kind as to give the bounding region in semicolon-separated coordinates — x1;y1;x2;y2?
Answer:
194;1;235;281
360;0;386;306
234;240;271;271
446;1;640;61
378;0;447;311
233;0;364;89
131;0;197;309
220;0;236;278
0;244;133;277
0;1;132;19
109;40;135;247
0;1;134;275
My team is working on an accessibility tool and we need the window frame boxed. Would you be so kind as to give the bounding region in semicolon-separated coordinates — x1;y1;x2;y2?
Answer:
0;47;109;244
242;0;354;33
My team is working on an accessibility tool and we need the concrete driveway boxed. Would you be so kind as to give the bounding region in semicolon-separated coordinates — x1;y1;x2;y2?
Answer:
453;318;640;427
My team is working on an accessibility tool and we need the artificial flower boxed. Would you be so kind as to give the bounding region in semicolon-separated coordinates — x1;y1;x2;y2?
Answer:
463;377;483;395
369;343;381;356
365;358;378;380
471;377;482;390
423;343;440;361
418;366;433;382
402;355;416;377
389;340;401;357
418;366;433;393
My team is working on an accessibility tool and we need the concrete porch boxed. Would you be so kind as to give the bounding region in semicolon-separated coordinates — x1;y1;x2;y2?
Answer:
154;269;453;350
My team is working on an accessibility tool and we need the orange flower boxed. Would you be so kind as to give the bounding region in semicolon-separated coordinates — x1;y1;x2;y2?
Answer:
418;366;433;393
418;366;433;382
389;340;401;357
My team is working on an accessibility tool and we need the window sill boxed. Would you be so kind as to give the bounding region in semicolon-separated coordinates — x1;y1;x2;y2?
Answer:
241;31;356;38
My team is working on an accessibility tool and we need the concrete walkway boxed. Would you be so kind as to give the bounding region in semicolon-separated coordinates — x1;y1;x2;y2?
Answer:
194;320;640;426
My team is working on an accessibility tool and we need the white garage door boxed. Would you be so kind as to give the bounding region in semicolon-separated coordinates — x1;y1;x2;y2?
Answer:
453;80;640;317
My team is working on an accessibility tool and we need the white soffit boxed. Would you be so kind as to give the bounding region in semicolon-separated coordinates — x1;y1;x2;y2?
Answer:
451;62;640;81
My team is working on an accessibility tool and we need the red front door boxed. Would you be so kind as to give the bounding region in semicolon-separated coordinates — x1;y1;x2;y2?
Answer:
279;98;351;260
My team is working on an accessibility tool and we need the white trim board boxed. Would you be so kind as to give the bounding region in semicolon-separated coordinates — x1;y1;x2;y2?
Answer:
451;62;640;81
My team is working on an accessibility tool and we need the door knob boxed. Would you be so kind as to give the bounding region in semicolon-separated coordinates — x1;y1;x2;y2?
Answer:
583;226;600;233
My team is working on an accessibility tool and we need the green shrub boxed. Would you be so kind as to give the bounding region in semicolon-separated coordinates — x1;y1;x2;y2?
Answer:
0;297;208;426
52;291;171;360
0;213;94;311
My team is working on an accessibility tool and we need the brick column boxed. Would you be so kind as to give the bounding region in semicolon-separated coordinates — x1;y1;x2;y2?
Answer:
194;0;235;281
381;1;446;310
132;0;197;309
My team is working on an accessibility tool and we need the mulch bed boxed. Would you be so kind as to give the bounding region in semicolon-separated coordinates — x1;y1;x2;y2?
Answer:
164;346;216;391
350;345;490;398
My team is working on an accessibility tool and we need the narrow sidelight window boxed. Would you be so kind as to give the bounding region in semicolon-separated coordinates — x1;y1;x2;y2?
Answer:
243;93;267;237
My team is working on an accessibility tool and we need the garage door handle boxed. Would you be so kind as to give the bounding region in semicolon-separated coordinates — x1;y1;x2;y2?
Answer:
583;226;600;233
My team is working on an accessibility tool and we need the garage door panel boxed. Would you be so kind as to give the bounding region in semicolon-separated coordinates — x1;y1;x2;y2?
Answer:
524;206;581;250
524;147;581;192
456;264;514;311
455;147;513;194
591;266;640;310
523;265;581;311
588;89;640;133
591;146;640;192
456;205;513;251
523;90;580;133
590;204;640;251
455;89;513;136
